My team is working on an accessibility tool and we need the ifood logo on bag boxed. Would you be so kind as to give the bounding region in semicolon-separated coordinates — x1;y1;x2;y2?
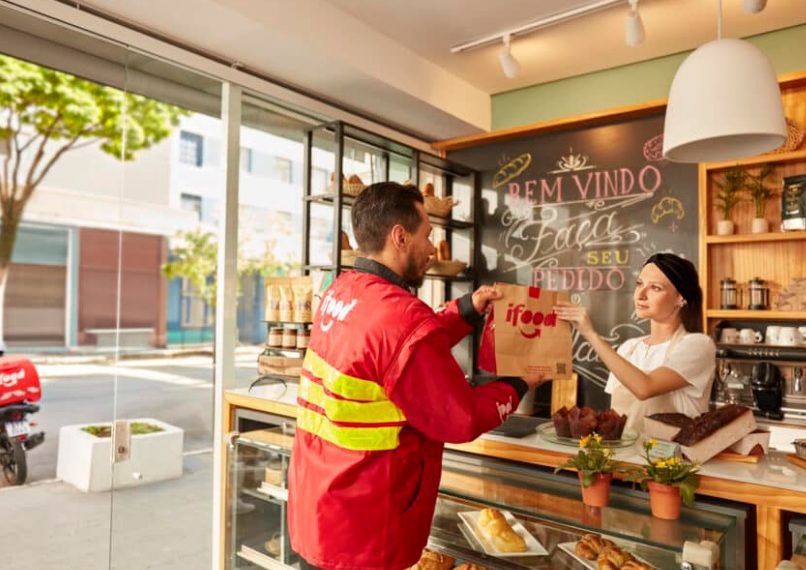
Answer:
319;292;358;332
505;303;558;339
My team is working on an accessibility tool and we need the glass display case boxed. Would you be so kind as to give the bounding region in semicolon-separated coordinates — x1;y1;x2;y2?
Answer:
226;410;297;570
432;452;748;570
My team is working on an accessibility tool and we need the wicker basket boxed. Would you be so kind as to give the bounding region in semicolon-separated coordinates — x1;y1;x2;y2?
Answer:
424;195;458;218
426;259;467;277
773;117;805;153
326;182;366;197
340;249;360;267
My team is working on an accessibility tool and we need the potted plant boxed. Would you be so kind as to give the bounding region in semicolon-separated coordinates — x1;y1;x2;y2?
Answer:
555;432;619;507
714;166;746;235
746;163;776;234
626;439;700;520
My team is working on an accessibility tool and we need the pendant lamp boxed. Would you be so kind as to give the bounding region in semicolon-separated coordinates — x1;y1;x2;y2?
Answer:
662;0;786;163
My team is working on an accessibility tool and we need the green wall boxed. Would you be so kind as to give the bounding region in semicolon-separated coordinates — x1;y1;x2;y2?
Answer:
492;24;806;130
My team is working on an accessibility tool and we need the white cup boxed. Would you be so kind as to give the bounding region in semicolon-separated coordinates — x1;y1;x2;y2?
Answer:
766;326;781;345
739;328;762;344
779;327;799;346
720;327;739;344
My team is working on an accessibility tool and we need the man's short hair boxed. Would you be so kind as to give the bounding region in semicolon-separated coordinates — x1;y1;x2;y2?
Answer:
351;182;424;254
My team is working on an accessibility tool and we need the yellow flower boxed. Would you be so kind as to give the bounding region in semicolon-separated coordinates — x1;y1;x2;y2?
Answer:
647;438;657;449
579;436;590;449
667;457;681;466
654;459;667;468
592;433;602;443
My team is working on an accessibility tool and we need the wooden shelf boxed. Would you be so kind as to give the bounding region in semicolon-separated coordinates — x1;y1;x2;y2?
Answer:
705;231;806;244
704;148;806;171
706;310;806;320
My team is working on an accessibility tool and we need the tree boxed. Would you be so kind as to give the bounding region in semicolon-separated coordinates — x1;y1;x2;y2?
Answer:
161;227;293;313
0;54;187;349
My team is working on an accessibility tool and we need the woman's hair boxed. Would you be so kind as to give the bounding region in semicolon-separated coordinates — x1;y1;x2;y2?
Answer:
352;182;424;254
644;253;703;332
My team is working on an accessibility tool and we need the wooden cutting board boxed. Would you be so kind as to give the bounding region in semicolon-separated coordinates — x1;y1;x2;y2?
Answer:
786;454;806;470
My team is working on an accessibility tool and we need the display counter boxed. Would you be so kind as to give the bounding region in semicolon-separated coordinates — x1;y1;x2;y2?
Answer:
220;385;806;569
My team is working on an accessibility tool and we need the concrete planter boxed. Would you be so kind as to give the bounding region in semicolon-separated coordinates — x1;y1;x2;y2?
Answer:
57;418;183;492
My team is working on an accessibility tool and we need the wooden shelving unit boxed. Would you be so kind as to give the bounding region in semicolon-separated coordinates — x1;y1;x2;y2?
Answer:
699;83;806;333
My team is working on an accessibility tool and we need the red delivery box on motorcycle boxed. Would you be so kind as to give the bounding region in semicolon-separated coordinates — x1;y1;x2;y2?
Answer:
0;357;41;405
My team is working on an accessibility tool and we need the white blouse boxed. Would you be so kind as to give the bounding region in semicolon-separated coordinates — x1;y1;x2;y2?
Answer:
605;331;717;431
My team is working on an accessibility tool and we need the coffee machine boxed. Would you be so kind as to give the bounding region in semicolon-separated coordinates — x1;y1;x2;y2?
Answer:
713;320;806;423
750;361;784;420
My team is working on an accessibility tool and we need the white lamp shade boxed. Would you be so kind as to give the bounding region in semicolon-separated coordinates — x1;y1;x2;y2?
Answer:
498;46;520;79
663;38;786;163
743;0;767;14
625;10;645;47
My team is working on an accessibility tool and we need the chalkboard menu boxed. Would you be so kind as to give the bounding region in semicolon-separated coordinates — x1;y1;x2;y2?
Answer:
450;114;699;408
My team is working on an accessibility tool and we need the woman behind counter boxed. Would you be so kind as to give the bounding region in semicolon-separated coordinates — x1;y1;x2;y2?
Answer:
554;253;716;432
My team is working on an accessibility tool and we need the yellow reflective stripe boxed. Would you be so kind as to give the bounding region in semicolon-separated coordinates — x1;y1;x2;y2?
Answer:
303;349;386;402
299;376;406;424
297;406;401;451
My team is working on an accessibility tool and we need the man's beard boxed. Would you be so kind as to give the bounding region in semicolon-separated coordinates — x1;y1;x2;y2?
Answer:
402;254;426;288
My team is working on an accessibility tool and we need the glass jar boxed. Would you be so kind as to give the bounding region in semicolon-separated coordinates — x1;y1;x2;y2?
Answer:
267;327;283;347
747;277;769;310
282;328;297;348
296;328;310;349
720;278;739;309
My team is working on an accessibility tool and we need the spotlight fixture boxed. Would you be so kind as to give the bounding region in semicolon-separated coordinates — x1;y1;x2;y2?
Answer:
743;0;767;14
625;0;646;47
498;33;520;79
662;0;785;162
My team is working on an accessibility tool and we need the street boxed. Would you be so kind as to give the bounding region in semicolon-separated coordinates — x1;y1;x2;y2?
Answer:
6;351;261;486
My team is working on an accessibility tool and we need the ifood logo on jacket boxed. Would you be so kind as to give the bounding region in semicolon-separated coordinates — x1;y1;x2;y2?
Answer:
319;292;358;332
505;303;558;339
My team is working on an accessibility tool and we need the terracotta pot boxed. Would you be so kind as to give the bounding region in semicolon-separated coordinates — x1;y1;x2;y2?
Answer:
578;472;612;508
647;481;681;520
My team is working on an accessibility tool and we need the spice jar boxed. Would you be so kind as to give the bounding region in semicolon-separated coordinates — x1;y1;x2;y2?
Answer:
720;278;739;309
747;277;769;310
282;328;297;348
267;327;283;347
296;328;310;349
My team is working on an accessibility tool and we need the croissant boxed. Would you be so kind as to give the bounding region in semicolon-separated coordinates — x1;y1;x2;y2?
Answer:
476;508;527;553
407;549;454;570
576;540;598;560
454;565;488;570
597;561;620;570
598;546;634;567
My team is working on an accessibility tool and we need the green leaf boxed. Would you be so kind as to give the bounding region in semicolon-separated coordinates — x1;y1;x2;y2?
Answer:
679;474;699;507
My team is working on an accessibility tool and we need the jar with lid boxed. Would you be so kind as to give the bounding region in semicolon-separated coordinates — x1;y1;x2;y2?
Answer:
267;327;284;347
296;328;310;349
747;277;769;310
282;327;297;348
720;278;739;309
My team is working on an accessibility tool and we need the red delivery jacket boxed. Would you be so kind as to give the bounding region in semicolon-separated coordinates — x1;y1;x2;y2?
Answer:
288;261;527;570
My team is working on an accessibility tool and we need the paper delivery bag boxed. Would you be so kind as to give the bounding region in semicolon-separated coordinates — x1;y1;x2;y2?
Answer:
478;283;573;379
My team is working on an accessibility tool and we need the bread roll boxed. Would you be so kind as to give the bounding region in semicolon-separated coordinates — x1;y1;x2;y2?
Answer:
340;230;352;251
454;565;487;570
422;182;435;197
476;508;527;553
436;240;450;261
348;174;364;185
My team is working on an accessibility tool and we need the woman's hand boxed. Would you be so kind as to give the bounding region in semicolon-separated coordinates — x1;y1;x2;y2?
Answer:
553;301;597;339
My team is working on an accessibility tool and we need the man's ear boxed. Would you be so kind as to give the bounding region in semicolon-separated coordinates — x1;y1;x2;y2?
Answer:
389;224;407;251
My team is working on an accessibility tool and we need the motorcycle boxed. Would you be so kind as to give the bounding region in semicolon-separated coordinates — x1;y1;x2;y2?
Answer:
0;357;44;485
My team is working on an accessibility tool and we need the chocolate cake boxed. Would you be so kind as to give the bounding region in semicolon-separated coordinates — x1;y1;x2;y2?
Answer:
672;404;749;446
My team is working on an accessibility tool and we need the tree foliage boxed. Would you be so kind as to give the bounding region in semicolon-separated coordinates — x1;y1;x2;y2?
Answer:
161;227;293;311
0;54;188;266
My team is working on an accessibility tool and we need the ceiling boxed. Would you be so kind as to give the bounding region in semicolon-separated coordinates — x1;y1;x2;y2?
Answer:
32;0;806;140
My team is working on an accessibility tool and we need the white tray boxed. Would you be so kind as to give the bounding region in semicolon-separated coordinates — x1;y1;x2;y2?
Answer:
557;541;656;569
457;510;548;557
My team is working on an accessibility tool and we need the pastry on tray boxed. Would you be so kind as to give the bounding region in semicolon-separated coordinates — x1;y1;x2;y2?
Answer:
406;548;454;570
476;508;527;553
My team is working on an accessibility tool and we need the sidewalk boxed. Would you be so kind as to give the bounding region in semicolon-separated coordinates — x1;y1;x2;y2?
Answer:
17;344;262;366
2;453;213;570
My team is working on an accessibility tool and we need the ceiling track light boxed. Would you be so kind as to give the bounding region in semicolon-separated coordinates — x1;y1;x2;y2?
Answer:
625;0;646;47
743;0;768;14
498;33;520;79
450;0;624;54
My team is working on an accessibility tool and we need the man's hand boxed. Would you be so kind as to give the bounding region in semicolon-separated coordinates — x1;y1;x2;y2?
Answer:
471;285;502;315
521;372;549;390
